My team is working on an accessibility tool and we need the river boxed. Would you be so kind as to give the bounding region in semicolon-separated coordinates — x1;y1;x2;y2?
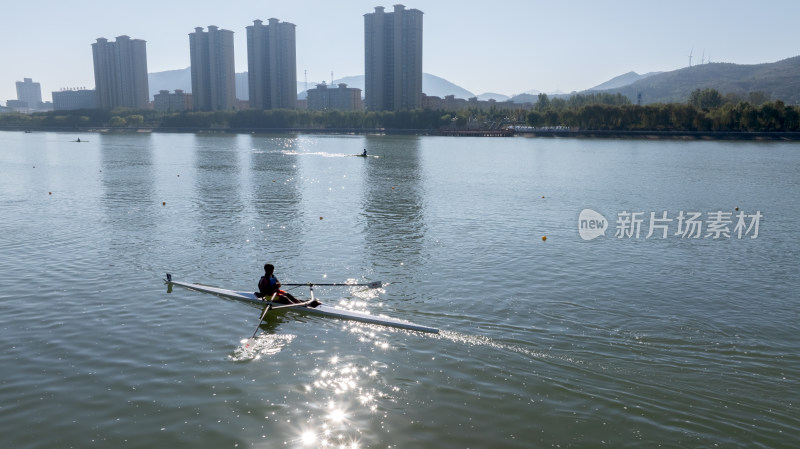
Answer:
1;131;798;448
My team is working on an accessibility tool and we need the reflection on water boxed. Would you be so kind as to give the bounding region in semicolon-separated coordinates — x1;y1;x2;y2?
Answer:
250;135;304;257
100;133;155;229
98;134;160;271
193;134;247;243
362;135;426;271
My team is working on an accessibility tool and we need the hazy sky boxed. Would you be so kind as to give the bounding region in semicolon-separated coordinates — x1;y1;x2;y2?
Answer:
3;0;799;103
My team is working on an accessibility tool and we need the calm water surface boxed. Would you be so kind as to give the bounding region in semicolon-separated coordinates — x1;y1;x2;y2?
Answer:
1;131;798;448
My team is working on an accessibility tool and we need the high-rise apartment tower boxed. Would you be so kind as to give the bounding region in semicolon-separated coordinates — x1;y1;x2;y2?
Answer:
189;26;237;111
92;36;149;109
364;5;423;111
246;19;297;109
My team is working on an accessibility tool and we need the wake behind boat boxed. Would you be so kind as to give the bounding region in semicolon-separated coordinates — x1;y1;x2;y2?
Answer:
164;274;438;333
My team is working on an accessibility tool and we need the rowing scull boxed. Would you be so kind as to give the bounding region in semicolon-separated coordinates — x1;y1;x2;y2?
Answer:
165;274;439;334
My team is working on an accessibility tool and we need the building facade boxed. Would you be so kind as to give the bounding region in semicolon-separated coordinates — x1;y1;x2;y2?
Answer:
92;36;150;109
189;26;237;111
153;89;192;112
246;18;297;109
16;78;43;109
52;89;97;111
364;5;423;111
307;82;363;111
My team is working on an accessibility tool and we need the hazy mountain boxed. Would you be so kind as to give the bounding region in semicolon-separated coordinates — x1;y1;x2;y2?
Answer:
423;73;475;99
588;71;661;91
149;68;475;101
509;93;538;104
148;68;192;98
476;93;510;101
509;89;570;104
592;56;800;104
148;68;260;100
508;57;800;104
148;56;800;106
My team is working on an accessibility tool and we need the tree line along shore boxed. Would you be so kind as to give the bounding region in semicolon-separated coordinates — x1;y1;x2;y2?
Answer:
2;90;799;137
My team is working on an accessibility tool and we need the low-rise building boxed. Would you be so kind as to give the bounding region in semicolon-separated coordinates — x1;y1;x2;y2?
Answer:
153;89;192;112
306;82;363;111
52;89;97;110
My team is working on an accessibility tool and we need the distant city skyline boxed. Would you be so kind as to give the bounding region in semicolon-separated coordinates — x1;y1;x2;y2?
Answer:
2;0;799;104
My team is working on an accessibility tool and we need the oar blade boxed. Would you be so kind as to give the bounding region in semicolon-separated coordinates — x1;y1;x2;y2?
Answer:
367;281;382;289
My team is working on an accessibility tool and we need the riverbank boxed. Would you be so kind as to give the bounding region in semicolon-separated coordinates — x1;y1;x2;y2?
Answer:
4;126;800;140
514;129;800;140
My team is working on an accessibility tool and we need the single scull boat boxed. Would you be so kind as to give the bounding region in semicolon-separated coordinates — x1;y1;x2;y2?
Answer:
165;274;439;333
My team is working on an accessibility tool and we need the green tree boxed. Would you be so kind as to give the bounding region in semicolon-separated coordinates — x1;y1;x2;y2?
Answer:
536;93;550;111
739;103;759;131
526;111;543;127
127;115;144;126
784;105;800;131
747;91;769;106
688;88;723;110
758;101;785;131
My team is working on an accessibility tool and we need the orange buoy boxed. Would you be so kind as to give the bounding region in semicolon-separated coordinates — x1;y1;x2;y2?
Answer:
162;202;166;206
542;236;547;241
319;216;323;220
49;192;52;195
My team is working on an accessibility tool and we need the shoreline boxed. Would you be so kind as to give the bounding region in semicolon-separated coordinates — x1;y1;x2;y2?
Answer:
5;126;800;141
513;129;800;141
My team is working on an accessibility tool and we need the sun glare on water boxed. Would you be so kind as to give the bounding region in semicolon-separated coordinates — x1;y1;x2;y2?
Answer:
301;431;316;445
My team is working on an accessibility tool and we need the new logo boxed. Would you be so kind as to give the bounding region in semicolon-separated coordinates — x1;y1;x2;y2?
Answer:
578;209;608;241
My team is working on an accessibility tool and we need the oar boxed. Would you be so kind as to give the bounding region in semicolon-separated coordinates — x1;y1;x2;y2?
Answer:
244;297;318;349
244;292;277;349
283;281;382;288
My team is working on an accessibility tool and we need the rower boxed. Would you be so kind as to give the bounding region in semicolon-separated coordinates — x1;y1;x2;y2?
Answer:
257;264;294;303
362;149;367;157
256;264;300;304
